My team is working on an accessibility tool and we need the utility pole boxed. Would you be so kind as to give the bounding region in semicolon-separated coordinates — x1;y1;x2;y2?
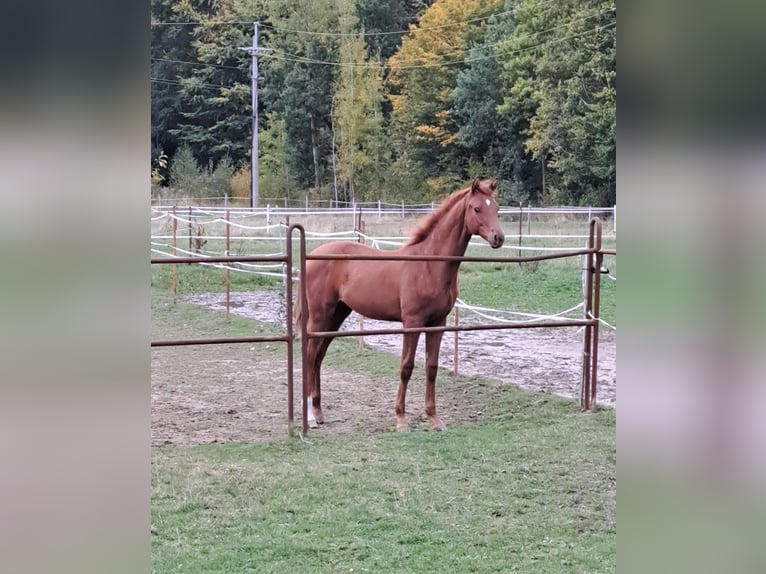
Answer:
240;22;269;209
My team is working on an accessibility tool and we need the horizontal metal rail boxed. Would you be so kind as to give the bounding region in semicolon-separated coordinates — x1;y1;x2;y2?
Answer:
151;250;613;267
309;319;596;339
306;248;598;264
151;255;287;264
151;335;289;347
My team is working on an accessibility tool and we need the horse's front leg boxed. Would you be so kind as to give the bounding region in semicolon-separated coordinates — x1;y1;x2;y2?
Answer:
395;331;420;431
425;327;447;431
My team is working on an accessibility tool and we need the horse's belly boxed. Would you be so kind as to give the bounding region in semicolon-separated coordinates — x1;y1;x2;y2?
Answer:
337;267;402;322
341;292;402;322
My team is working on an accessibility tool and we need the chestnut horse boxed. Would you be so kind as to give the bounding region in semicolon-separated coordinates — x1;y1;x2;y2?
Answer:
295;178;505;431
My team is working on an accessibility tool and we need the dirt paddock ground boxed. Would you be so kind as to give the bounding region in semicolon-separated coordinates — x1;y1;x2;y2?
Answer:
151;291;615;446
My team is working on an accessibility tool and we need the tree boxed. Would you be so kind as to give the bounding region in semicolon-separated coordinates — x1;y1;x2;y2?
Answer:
258;113;292;202
259;0;342;200
151;0;202;182
451;8;540;205
387;0;504;199
150;0;615;205
152;0;261;180
498;0;616;205
170;11;253;168
330;1;387;204
355;0;419;61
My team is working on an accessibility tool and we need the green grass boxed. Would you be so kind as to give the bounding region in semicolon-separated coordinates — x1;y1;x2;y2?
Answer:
152;396;615;573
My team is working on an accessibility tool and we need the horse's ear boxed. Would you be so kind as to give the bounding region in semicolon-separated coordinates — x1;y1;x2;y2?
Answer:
471;178;481;194
489;178;498;191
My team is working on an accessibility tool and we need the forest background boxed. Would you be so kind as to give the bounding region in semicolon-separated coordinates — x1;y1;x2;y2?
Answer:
151;0;616;207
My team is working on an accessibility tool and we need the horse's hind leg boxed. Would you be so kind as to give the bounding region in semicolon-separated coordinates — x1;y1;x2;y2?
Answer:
425;327;446;431
395;331;421;432
303;333;323;428
308;302;351;426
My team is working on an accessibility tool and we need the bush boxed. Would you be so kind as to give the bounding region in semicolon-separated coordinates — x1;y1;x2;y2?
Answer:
168;146;234;201
230;165;251;206
210;156;233;200
168;145;200;196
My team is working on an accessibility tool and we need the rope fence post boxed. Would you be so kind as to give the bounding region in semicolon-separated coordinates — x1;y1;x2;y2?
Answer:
588;218;603;412
225;209;231;318
518;205;523;263
527;203;531;235
453;276;459;376
357;217;366;349
188;206;192;253
580;222;597;411
171;206;177;304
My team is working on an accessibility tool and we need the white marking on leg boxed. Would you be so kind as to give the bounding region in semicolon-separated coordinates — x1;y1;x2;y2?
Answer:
304;394;316;423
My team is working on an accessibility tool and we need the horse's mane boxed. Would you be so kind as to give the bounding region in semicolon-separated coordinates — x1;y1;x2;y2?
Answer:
405;185;478;247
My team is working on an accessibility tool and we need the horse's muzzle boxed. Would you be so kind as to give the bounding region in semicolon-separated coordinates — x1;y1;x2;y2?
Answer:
490;231;505;249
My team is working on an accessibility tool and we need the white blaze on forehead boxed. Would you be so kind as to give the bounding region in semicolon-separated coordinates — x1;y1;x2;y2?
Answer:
485;198;491;206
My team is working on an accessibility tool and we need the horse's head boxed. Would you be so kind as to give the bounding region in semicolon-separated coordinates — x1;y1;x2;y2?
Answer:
465;178;505;248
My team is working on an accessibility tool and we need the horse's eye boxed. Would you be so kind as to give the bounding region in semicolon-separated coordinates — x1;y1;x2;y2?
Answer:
474;207;480;213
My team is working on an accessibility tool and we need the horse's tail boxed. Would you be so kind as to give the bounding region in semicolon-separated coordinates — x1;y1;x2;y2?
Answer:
292;282;302;338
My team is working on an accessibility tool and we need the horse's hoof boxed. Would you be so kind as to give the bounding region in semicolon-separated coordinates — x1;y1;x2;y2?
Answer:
314;413;324;424
308;419;319;429
396;424;410;433
431;420;447;431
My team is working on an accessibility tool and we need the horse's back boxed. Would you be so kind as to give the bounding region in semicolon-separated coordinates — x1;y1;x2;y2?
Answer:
309;240;380;256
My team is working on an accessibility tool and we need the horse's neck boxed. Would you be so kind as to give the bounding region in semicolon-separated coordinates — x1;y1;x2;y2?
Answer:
404;201;471;258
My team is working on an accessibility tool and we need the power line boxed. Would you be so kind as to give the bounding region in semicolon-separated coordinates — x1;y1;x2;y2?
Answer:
152;57;246;71
151;8;612;73
260;8;517;37
149;12;510;34
151;20;252;27
151;20;614;87
388;9;615;68
151;77;246;92
264;19;615;70
149;0;576;33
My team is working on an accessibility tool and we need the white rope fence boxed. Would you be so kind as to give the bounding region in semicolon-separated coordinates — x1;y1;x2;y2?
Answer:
150;244;286;278
151;204;617;237
455;299;587;325
151;209;616;331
